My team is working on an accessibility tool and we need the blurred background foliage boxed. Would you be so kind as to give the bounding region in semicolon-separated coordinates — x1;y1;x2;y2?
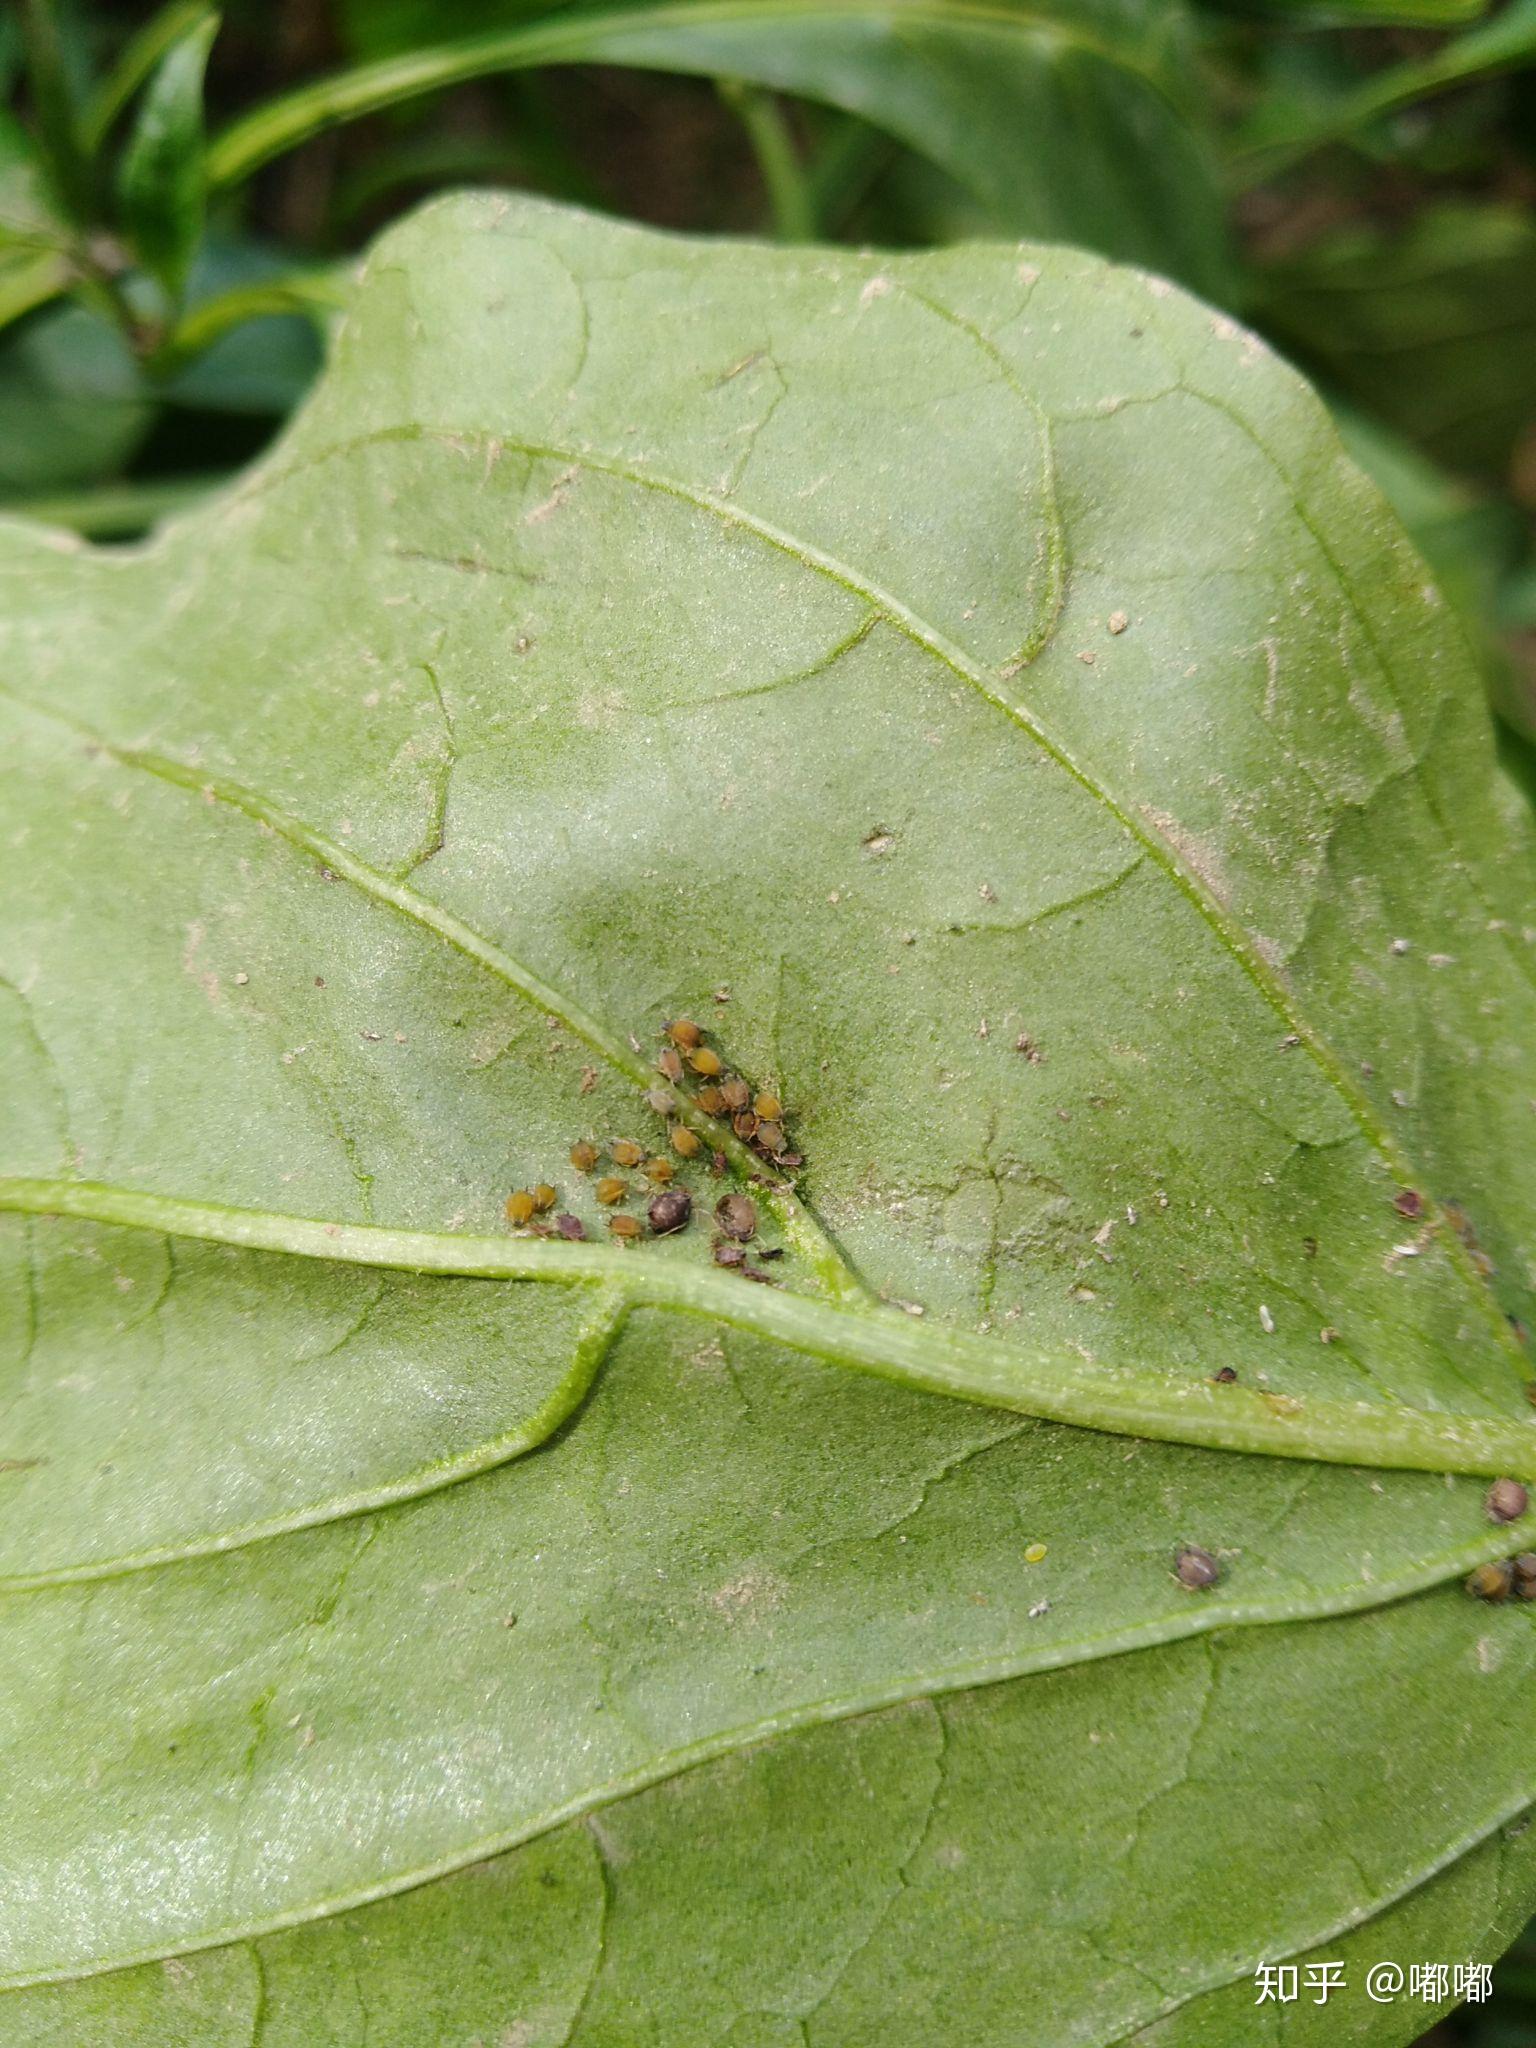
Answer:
2;1;1535;2030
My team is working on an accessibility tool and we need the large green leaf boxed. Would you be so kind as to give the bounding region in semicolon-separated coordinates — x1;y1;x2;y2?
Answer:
1;195;1534;2040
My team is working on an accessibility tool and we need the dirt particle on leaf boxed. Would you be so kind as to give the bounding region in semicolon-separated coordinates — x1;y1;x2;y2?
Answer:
1108;611;1129;635
862;828;896;857
709;1568;785;1618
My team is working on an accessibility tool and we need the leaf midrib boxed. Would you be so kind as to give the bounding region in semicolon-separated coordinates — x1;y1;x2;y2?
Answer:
5;1178;1536;1488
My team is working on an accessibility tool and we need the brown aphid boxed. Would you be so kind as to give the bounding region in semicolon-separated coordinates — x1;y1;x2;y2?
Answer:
695;1085;726;1117
610;1139;644;1168
720;1076;751;1112
569;1140;599;1173
732;1111;759;1141
689;1046;723;1077
608;1213;642;1241
669;1124;702;1159
1393;1188;1423;1219
1174;1544;1221;1590
1513;1553;1536;1591
648;1188;693;1235
664;1019;703;1050
1487;1478;1530;1524
506;1190;537;1227
741;1263;781;1285
1212;1365;1238;1384
642;1155;674;1182
555;1213;587;1241
713;1241;746;1268
532;1184;557;1213
756;1121;786;1155
1468;1560;1515;1603
595;1176;628;1205
711;1150;728;1175
656;1047;685;1085
645;1086;677;1118
753;1093;783;1123
716;1193;758;1242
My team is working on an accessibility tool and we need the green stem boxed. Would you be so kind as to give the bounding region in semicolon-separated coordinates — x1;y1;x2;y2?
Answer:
148;275;342;379
7;1176;1536;1483
718;78;816;242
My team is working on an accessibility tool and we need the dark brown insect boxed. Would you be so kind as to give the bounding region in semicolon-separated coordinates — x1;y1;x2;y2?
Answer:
648;1188;692;1235
720;1076;751;1112
1211;1366;1238;1384
756;1246;785;1262
753;1093;783;1123
610;1140;644;1168
555;1213;587;1241
595;1177;628;1205
1467;1560;1515;1602
664;1019;703;1050
569;1141;598;1173
1487;1479;1530;1524
713;1241;746;1268
532;1184;557;1213
1174;1544;1221;1590
1513;1553;1536;1595
1393;1189;1424;1219
644;1087;677;1118
608;1213;642;1241
506;1190;537;1227
695;1086;726;1117
740;1263;781;1285
656;1047;685;1084
755;1121;786;1155
669;1124;702;1159
689;1046;723;1077
716;1193;758;1242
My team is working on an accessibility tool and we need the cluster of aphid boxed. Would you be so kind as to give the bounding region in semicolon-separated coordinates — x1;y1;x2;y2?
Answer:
1466;1479;1535;1601
651;1017;802;1172
502;1018;789;1279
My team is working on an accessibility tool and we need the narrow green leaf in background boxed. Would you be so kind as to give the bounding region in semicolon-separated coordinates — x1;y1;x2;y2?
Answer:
205;1;1234;296
117;7;218;306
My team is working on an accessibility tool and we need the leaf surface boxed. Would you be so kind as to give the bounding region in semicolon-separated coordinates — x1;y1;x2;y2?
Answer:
0;194;1534;2039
